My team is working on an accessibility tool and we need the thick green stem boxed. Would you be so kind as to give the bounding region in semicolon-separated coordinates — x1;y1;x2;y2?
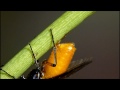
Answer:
0;11;95;79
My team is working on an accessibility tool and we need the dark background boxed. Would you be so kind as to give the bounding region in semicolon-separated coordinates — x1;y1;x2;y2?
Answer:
1;11;119;79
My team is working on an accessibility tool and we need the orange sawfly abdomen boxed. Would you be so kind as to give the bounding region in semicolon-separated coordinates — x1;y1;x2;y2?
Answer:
42;43;76;79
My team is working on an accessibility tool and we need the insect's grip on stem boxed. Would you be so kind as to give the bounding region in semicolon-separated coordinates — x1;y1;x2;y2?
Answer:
50;29;57;67
28;43;39;68
0;68;15;79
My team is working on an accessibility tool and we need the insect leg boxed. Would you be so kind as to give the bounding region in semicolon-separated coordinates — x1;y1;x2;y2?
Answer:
29;43;39;68
40;29;57;68
47;29;57;67
19;75;26;79
0;68;15;79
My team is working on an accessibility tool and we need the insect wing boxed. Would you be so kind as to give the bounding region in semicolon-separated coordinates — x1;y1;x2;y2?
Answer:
51;57;93;79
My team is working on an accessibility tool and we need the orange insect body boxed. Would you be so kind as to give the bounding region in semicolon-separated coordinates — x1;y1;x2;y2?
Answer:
42;43;76;79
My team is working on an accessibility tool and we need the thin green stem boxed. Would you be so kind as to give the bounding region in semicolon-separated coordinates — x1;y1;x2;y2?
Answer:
0;11;95;79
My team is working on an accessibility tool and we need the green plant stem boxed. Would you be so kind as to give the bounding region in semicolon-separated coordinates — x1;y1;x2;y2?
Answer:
0;11;95;79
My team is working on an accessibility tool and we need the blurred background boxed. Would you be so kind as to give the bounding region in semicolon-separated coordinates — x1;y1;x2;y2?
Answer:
1;11;119;79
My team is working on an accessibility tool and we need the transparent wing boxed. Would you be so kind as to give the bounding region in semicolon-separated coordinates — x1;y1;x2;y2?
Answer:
51;57;93;79
67;57;93;71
